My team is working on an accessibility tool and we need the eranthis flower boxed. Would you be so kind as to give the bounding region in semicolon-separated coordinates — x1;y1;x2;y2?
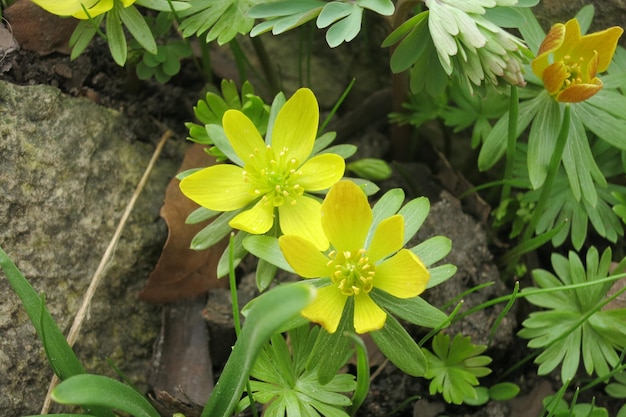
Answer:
532;18;623;103
279;180;430;334
31;0;135;19
180;88;345;250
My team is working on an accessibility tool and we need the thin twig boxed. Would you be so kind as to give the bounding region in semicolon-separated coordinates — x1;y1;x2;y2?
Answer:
40;130;171;414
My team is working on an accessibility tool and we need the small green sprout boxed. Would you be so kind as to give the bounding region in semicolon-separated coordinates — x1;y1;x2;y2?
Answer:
423;332;492;405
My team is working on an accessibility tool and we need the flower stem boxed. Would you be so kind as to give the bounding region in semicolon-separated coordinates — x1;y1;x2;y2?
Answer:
500;85;519;203
522;104;571;241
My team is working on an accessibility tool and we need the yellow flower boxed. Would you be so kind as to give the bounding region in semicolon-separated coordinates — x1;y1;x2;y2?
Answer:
31;0;135;19
532;18;623;103
279;180;430;334
180;88;345;250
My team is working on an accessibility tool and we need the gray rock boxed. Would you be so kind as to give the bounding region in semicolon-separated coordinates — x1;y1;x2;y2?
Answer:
0;80;178;416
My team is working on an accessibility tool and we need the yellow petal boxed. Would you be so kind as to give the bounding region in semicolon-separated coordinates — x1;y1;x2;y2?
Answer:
556;80;603;103
121;0;136;6
279;195;329;250
223;110;267;165
72;0;113;18
576;25;624;73
353;293;387;334
374;249;429;299
180;164;255;211
367;215;404;263
297;153;345;191
301;285;348;334
542;61;569;95
532;22;566;79
229;199;274;234
30;0;96;16
279;235;331;278
271;88;318;164
321;181;372;252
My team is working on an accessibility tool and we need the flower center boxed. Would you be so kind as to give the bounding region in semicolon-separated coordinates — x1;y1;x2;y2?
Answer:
242;145;305;207
328;249;376;296
560;54;586;88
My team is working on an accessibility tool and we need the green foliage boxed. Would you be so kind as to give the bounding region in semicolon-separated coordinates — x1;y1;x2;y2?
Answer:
494;141;626;249
249;0;394;48
200;282;317;417
237;325;357;417
52;374;160;417
542;394;609;417
422;333;492;405
606;370;626;399
133;12;192;83
464;382;520;406
346;158;392;181
177;0;262;45
518;247;626;381
185;79;270;162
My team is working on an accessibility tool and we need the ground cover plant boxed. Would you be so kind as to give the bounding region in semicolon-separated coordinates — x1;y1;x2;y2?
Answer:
1;0;626;416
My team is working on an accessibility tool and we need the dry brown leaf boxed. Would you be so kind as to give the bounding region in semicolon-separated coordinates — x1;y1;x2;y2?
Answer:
140;143;229;303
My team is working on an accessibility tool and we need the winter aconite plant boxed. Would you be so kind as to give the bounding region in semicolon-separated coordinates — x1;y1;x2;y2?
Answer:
519;247;626;381
4;1;626;417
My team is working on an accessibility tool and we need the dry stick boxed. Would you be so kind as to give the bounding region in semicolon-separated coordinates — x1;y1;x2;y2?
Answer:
40;130;172;414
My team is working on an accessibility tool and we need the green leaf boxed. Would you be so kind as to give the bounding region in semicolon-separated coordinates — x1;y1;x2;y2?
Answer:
370;314;427;376
382;10;428;47
134;0;191;11
118;5;157;54
201;283;317;417
527;97;563;189
371;289;448;328
489;382;520;401
190;210;238;250
186;207;220;225
69;18;101;60
248;0;325;18
321;4;363;48
206;125;244;166
389;15;429;73
52;375;160;417
398;196;430;246
478;94;542;171
427;264;457;288
255;257;278;292
243;235;295;274
346;158;392;181
577;100;626;151
356;0;393;15
512;7;545;54
106;6;127;66
179;0;260;45
410;236;452;266
317;2;353;28
0;246;85;380
216;230;248;278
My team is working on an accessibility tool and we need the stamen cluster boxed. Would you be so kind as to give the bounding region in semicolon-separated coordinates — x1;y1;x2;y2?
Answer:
328;249;375;296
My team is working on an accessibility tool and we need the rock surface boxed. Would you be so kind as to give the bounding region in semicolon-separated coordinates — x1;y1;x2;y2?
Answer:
0;80;179;416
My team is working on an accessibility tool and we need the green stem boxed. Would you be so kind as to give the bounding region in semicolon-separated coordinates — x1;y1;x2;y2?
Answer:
501;85;519;202
522;104;571;241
